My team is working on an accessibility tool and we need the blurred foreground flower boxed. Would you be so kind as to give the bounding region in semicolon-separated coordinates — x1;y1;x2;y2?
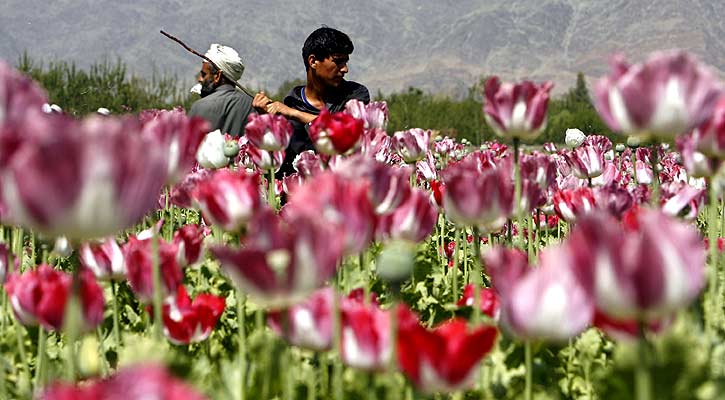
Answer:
1;115;168;240
211;209;344;309
571;208;705;321
39;364;207;400
487;245;593;341
594;50;723;139
4;265;104;331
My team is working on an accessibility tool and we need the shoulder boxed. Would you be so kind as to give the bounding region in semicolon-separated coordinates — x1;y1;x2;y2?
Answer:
342;81;370;104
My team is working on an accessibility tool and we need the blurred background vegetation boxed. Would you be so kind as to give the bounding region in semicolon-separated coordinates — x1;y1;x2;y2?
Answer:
16;54;616;145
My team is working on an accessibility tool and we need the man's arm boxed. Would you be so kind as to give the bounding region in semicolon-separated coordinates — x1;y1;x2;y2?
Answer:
253;91;316;124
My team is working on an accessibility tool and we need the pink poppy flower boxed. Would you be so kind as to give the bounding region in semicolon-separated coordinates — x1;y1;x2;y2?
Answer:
345;99;389;130
244;113;293;151
483;77;553;141
140;107;210;184
594;50;723;139
39;364;208;400
211;209;345;309
397;306;498;393
309;109;364;155
487;245;594;341
158;285;225;345
392;128;431;163
4;265;104;331
571;208;705;320
376;188;437;243
553;187;596;223
123;236;183;303
442;154;513;230
80;237;125;281
191;169;262;232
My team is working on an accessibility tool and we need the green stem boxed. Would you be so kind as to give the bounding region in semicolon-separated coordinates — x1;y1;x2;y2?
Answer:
527;213;534;264
635;324;652;400
97;326;109;375
451;228;461;301
707;180;719;332
650;145;660;206
64;278;82;380
332;288;343;400
268;169;277;210
513;138;525;250
472;227;482;325
237;290;247;400
151;233;163;340
386;305;399;400
525;341;533;400
34;328;47;391
111;280;121;348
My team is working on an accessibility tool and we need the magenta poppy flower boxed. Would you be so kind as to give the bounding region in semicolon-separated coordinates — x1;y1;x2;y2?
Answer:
0;243;9;284
211;209;345;309
392;128;431;163
309;109;364;155
677;133;720;178
571;208;705;320
456;284;500;320
594;50;723;139
593;310;671;342
173;224;205;267
441;154;513;231
80;237;125;281
593;183;634;220
483;77;553;141
340;293;392;371
284;171;376;255
563;135;612;179
691;97;725;158
1;114;168;240
487;245;594;341
359;128;394;163
661;182;704;221
191;169;262;232
292;150;324;178
345;99;389;130
520;152;557;212
376;188;437;243
268;287;334;351
123;236;183;303
434;137;457;157
397;306;498;393
244;144;285;172
159;285;225;345
0;61;48;166
336;155;412;215
553;187;596;223
39;364;208;400
4;265;105;331
244;113;293;151
140;107;210;184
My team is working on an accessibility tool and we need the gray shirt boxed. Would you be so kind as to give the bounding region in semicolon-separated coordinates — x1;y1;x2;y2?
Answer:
189;84;254;137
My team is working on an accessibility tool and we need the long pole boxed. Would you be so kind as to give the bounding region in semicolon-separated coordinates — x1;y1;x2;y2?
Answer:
160;30;255;97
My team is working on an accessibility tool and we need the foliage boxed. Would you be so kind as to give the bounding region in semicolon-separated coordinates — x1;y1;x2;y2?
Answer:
15;52;195;116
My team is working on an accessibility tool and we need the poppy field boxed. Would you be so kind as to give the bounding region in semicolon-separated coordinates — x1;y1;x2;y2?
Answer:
2;49;725;400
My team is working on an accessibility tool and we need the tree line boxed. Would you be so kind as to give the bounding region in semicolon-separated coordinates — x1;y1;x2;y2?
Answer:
16;55;616;144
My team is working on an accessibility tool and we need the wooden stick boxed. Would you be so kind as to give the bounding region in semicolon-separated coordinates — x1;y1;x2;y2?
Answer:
160;30;254;97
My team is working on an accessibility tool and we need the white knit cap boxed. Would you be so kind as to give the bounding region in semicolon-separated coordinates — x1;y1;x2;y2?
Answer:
205;44;245;82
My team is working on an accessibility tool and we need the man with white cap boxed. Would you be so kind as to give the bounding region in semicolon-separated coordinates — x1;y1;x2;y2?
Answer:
188;44;254;137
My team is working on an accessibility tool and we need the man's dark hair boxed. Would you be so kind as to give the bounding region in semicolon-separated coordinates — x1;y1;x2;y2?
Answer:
302;27;354;70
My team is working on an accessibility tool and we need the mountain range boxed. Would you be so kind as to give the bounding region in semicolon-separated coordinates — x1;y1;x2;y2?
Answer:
3;0;724;97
